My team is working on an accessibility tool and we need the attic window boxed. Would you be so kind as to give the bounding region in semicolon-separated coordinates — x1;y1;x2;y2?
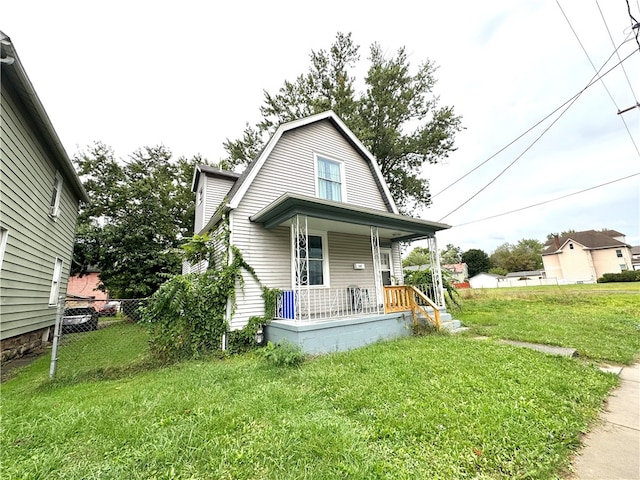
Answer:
315;155;345;202
569;243;574;250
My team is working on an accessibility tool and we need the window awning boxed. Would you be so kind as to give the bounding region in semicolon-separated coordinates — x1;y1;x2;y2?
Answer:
249;193;450;242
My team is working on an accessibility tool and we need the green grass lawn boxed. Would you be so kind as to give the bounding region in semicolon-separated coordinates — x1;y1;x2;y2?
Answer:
455;283;640;364
1;323;619;479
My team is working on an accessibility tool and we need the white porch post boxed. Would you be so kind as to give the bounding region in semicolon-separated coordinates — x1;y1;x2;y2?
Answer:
428;235;446;308
292;214;310;321
370;226;383;312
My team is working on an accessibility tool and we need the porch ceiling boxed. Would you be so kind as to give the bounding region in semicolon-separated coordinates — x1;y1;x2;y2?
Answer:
249;193;450;241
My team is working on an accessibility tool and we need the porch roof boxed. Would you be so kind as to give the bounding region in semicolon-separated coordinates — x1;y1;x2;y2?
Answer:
250;193;450;242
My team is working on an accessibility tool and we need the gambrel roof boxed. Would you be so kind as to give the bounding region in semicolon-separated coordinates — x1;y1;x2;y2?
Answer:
225;111;398;213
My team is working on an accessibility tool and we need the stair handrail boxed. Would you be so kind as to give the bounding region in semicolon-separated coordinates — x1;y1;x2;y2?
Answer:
409;286;441;330
383;285;441;330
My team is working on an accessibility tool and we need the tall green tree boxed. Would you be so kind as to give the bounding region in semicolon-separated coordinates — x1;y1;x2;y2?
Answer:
223;32;463;212
489;239;543;273
402;246;431;267
462;249;491;278
72;142;201;298
440;244;462;265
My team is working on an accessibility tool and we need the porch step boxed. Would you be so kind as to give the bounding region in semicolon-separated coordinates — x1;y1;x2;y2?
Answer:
440;318;467;333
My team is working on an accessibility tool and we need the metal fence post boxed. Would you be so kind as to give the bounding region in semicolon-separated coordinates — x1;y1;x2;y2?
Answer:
49;295;64;379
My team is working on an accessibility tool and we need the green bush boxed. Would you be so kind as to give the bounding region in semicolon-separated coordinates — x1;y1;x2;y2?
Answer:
597;270;640;283
260;340;305;367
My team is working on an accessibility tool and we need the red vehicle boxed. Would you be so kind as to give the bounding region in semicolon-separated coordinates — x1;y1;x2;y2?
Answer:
98;301;120;317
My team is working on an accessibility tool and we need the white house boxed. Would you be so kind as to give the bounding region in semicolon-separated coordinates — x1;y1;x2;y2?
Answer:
190;111;451;353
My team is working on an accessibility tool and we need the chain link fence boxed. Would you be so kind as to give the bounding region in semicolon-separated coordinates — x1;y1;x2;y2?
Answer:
49;297;151;380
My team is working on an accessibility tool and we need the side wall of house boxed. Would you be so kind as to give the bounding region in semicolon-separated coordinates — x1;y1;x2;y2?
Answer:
229;120;395;329
194;174;235;234
0;80;79;343
556;243;596;281
542;254;563;279
591;247;632;277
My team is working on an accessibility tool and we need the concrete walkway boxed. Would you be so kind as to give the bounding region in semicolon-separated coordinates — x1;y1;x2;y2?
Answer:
570;363;640;480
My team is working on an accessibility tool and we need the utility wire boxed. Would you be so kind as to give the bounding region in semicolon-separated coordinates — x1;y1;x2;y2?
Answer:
597;0;638;102
432;35;635;200
626;0;640;51
437;47;637;222
558;0;640;156
451;172;640;228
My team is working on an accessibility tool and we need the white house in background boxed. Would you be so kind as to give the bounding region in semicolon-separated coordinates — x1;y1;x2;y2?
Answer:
542;230;633;282
469;273;506;289
0;32;88;362
189;111;451;353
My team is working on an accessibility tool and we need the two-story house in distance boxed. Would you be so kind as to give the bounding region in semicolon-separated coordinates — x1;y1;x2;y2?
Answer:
189;111;451;353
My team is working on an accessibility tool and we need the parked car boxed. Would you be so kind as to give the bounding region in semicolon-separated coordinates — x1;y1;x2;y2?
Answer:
62;307;99;333
98;301;120;317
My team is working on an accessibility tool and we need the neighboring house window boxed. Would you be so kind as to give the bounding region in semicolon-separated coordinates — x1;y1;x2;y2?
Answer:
0;226;8;272
49;172;63;217
48;258;63;306
197;185;203;205
620;264;628;271
616;249;623;258
295;233;328;286
569;243;574;250
316;156;345;202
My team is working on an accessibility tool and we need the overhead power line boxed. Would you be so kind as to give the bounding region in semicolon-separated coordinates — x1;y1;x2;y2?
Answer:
432;36;637;202
451;172;640;228
558;0;639;155
437;46;638;222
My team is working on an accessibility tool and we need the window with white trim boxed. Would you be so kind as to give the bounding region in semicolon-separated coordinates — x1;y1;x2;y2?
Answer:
616;249;623;258
620;264;628;271
316;156;345;202
0;226;8;272
49;172;63;217
295;233;329;287
49;258;63;306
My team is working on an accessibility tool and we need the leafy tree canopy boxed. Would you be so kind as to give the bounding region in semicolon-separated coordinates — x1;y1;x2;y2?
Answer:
489;239;543;273
72;142;203;298
402;246;431;267
440;244;462;265
222;32;463;213
461;249;491;278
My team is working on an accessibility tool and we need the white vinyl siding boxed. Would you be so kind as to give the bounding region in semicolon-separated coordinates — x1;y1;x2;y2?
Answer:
1;80;79;340
224;119;394;329
194;175;236;234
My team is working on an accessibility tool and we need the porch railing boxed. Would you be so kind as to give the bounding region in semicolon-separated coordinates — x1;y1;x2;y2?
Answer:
383;285;441;330
275;287;381;322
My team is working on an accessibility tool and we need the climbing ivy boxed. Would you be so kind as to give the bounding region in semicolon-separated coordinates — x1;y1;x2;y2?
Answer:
142;207;279;361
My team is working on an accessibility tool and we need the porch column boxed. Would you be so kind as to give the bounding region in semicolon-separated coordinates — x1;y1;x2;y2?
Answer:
292;214;310;321
428;235;446;308
370;226;383;312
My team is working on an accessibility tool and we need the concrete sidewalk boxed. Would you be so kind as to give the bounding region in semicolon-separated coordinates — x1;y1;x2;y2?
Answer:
570;363;640;480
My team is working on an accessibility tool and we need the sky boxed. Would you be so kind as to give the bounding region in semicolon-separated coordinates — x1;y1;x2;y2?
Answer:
3;1;639;255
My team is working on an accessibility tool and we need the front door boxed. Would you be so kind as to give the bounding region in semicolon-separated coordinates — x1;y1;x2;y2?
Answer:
380;249;392;286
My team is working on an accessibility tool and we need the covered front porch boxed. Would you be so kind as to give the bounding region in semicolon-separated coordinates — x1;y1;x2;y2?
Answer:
249;193;452;353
